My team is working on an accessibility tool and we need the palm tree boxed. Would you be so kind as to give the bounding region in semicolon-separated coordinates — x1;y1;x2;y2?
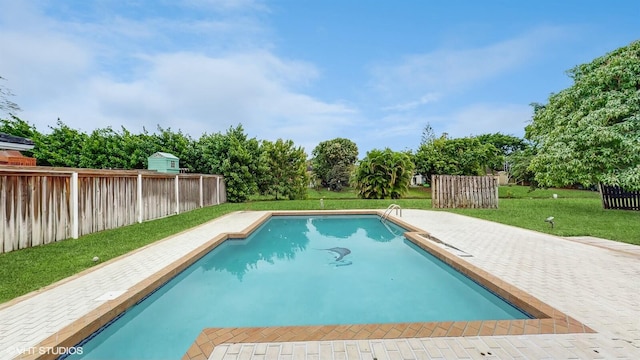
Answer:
353;148;415;199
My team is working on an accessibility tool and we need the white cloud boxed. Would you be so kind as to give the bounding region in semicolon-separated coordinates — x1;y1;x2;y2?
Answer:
354;103;532;155
352;26;570;154
0;30;93;126
181;0;268;12
0;0;360;155
84;51;357;139
440;103;531;138
369;26;570;107
381;93;441;112
1;1;561;158
355;113;430;154
18;48;360;146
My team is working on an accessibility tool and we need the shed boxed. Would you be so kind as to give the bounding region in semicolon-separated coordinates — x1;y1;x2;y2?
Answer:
147;152;180;174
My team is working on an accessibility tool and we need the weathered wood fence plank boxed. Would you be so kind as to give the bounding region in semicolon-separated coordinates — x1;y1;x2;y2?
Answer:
78;175;139;236
202;176;221;206
142;176;175;221
1;167;225;253
0;173;72;253
179;177;201;213
432;175;498;209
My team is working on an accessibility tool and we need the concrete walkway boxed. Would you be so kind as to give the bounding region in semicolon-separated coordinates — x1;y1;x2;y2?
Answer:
1;210;639;359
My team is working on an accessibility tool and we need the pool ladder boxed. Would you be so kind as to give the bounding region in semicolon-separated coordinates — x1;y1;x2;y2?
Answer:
381;204;402;223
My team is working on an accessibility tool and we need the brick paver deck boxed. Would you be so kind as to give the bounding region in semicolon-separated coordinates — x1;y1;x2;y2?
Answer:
1;209;639;359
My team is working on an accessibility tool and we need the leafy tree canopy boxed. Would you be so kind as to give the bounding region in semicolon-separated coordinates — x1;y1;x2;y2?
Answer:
0;116;306;202
199;125;262;202
311;137;358;191
353;148;414;199
37;119;88;167
0;115;41;159
507;146;537;186
475;132;527;156
414;136;502;183
152;126;202;173
526;40;640;190
0;115;36;139
260;139;309;200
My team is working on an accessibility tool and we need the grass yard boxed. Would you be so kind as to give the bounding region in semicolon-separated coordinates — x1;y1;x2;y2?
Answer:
260;185;432;200
0;185;638;304
453;186;640;243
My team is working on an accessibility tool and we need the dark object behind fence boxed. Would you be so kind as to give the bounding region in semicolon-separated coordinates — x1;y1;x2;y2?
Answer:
599;184;640;211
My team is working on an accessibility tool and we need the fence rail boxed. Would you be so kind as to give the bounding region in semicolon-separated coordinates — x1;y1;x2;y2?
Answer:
432;175;498;209
599;184;640;210
0;166;226;253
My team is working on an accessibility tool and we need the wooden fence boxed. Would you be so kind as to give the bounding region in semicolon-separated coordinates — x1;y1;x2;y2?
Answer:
599;184;640;210
432;175;498;209
0;166;226;253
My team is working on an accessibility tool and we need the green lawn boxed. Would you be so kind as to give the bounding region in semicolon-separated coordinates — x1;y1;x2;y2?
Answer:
450;198;639;241
257;185;432;200
1;185;638;304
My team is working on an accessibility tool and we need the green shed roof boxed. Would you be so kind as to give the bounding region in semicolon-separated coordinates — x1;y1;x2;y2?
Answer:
149;152;179;159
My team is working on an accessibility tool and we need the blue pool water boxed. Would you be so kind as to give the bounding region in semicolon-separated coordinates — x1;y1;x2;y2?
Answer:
69;215;529;359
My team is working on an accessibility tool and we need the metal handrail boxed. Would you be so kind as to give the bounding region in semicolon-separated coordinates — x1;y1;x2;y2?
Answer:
381;204;402;222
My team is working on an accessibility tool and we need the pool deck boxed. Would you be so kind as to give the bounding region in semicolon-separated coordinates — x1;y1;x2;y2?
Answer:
1;209;639;359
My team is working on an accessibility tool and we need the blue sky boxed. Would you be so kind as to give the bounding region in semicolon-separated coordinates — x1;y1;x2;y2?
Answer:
1;0;638;157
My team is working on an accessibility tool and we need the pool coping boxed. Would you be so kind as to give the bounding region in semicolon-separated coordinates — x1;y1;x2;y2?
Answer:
23;210;594;360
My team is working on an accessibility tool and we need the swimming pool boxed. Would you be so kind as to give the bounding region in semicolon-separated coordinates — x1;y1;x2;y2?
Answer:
68;214;529;359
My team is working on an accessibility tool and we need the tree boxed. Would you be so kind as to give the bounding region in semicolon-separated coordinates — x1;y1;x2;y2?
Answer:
353;148;414;199
0;76;20;116
507;146;537;186
36;119;88;167
420;123;436;146
152;126;202;173
414;136;502;183
475;133;527;156
199;125;261;202
311;138;358;191
79;127;128;169
260;139;309;200
121;127;158;169
526;40;640;190
0;115;40;159
0;115;36;139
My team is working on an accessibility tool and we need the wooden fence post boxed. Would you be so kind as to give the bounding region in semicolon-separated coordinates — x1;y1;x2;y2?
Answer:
216;176;220;205
175;175;180;214
137;174;143;223
431;175;436;208
71;172;79;239
199;175;204;208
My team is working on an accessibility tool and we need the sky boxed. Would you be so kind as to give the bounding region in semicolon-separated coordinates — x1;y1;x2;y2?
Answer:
0;0;638;157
